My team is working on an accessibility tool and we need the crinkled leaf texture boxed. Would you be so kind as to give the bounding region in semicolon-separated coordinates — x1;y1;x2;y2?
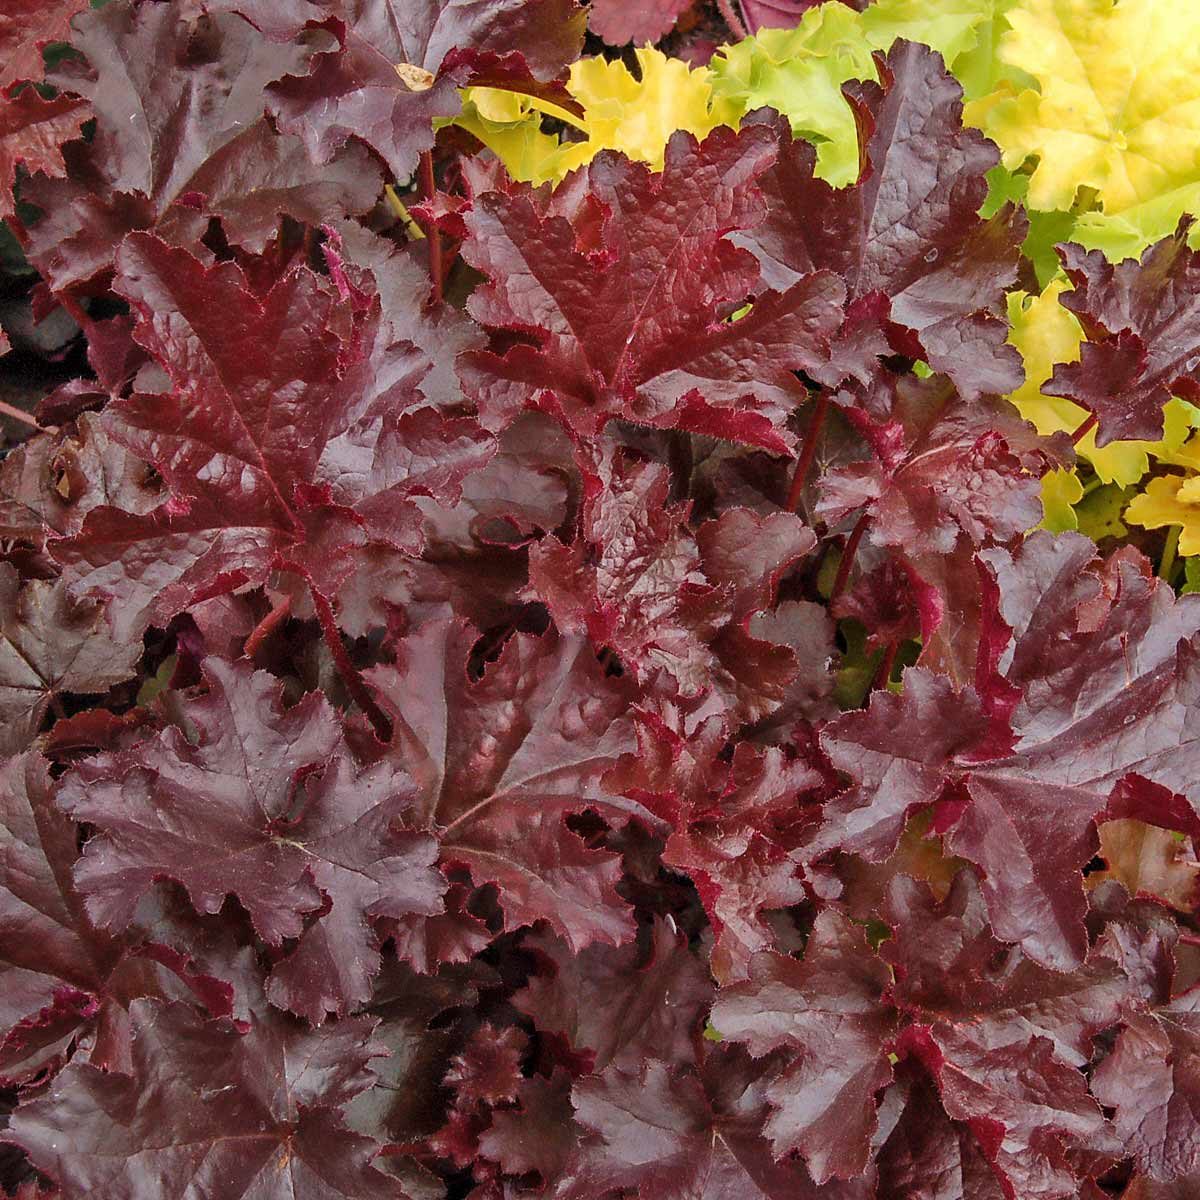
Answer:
6;2;1200;1199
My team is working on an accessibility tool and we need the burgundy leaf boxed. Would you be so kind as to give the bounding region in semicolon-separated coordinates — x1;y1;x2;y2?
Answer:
0;89;88;219
740;43;1025;399
813;533;1200;970
0;754;237;1085
444;1024;527;1108
56;658;444;1022
513;918;713;1073
588;0;694;45
709;910;896;1181
0;565;141;756
817;373;1058;558
240;0;586;182
529;456;814;718
0;0;89;94
52;235;493;642
368;619;641;949
1048;223;1200;445
1091;988;1200;1183
8;999;397;1198
20;4;382;291
459;125;847;470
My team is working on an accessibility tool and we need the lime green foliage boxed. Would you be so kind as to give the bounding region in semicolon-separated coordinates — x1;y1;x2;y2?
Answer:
707;4;878;186
455;48;723;185
1075;483;1133;543
1038;468;1084;532
707;0;1024;186
973;0;1200;260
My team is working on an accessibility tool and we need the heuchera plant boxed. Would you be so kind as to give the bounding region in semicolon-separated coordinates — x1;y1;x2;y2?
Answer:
4;0;1200;1198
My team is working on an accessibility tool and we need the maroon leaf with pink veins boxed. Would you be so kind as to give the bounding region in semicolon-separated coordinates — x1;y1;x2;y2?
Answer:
709;910;897;1182
227;0;586;182
1047;223;1200;445
513;918;713;1073
8;999;397;1199
459;125;848;469
812;533;1200;970
22;3;381;292
368;619;645;949
558;1042;881;1199
588;0;693;45
529;456;814;718
604;709;819;981
739;42;1025;399
0;754;236;1086
51;235;493;643
875;1064;1013;1200
817;373;1059;558
0;88;89;219
0;565;141;757
0;413;165;549
883;872;1134;1071
899;1025;1110;1200
0;0;89;93
1091;987;1200;1183
883;878;1135;1196
56;659;445;1023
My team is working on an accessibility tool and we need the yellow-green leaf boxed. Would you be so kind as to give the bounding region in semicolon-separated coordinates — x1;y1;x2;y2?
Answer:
1038;467;1083;532
1126;473;1200;556
976;0;1200;217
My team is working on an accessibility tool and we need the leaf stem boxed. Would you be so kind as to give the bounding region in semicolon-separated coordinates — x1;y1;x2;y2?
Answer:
1070;412;1098;445
244;594;293;657
0;398;42;429
384;184;425;240
418;151;444;305
717;0;748;39
785;390;829;513
306;578;392;742
1159;525;1181;583
830;513;869;603
873;641;899;691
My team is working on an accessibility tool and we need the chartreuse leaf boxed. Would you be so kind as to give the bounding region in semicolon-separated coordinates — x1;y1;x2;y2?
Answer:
453;90;578;185
455;48;723;185
1126;474;1200;556
1075;483;1133;543
1038;468;1083;532
1126;432;1200;555
707;4;879;187
973;0;1200;257
706;0;1025;188
566;49;726;169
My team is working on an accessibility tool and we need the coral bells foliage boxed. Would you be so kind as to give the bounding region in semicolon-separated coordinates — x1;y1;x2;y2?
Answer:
7;4;1200;1200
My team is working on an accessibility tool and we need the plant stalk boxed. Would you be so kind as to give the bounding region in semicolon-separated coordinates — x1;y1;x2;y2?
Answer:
0;398;43;429
418;151;444;305
307;579;393;742
1159;525;1181;583
830;513;869;603
1071;412;1098;445
717;0;748;39
785;390;829;513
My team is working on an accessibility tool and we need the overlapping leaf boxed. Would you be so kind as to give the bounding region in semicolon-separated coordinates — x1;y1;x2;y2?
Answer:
368;619;642;950
56;659;444;1022
9;999;396;1198
813;532;1200;969
739;41;1026;400
459;124;848;470
53;234;493;642
22;3;381;292
225;0;586;182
